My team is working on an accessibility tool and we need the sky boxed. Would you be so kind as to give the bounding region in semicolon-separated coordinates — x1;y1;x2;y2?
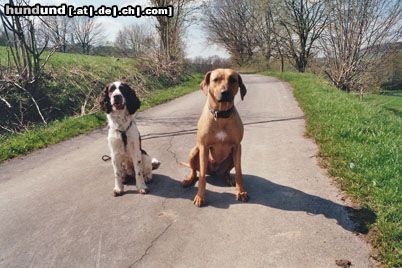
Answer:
30;0;230;59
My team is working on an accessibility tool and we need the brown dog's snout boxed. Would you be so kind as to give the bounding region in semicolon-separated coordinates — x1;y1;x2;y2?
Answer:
218;88;232;102
221;89;230;95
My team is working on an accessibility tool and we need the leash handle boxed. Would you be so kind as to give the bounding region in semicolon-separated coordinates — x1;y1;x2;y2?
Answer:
102;155;111;161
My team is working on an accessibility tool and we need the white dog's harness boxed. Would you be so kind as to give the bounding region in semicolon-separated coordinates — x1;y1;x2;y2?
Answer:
116;121;133;151
101;120;136;161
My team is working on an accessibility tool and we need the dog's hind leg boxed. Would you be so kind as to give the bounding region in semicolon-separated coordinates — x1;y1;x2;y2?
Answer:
182;146;199;187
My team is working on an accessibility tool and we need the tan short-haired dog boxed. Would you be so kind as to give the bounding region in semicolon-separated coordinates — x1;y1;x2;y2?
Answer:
182;68;248;207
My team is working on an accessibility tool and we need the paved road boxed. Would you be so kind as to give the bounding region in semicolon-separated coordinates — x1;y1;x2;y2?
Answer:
0;75;371;267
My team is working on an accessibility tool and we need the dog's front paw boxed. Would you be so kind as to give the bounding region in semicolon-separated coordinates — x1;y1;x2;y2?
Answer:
236;191;249;202
193;194;205;207
113;188;124;197
144;174;153;184
138;184;149;194
182;176;198;188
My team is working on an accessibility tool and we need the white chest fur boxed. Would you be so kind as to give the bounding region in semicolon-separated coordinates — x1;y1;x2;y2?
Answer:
215;131;227;141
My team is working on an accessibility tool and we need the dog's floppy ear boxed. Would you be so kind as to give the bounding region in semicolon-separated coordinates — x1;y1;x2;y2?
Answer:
200;71;211;96
120;83;141;115
99;85;112;113
238;73;247;100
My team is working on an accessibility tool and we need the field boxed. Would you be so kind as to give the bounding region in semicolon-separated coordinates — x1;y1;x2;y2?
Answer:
261;71;401;267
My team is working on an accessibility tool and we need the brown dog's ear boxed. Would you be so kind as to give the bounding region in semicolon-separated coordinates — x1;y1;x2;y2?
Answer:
99;85;112;113
200;71;211;96
238;74;247;100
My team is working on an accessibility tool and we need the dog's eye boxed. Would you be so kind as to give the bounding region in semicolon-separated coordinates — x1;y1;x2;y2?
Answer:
109;85;116;93
213;78;219;83
229;76;237;84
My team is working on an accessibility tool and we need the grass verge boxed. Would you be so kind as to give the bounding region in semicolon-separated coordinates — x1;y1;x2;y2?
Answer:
0;74;202;164
261;71;401;267
361;90;402;118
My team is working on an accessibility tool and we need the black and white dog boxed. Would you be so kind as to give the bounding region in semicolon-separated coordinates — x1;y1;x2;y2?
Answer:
99;81;160;196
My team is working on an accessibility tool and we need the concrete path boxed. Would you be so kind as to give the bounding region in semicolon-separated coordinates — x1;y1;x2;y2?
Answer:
0;75;371;267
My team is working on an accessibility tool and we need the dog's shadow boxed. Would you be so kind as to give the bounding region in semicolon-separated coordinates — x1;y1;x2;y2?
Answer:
146;173;376;234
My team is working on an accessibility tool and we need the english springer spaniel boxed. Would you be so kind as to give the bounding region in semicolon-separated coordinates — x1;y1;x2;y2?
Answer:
99;81;160;196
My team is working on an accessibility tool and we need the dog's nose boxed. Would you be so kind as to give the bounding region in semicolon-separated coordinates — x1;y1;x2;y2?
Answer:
221;89;230;97
113;95;123;104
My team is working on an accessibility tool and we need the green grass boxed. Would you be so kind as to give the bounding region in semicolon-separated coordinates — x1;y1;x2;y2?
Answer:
0;74;202;164
0;113;106;163
261;71;401;267
141;73;203;110
361;90;402;117
0;46;146;122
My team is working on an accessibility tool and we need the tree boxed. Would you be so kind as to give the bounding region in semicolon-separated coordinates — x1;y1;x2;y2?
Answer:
41;16;70;52
71;17;102;54
251;0;276;64
203;0;261;66
320;0;402;93
0;28;7;45
150;0;196;61
274;0;327;72
0;0;59;126
115;24;155;57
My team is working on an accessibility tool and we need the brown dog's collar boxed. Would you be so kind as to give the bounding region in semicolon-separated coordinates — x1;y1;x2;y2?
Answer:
209;106;234;119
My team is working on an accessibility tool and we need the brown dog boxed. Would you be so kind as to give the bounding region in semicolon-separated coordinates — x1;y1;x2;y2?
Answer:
182;69;248;207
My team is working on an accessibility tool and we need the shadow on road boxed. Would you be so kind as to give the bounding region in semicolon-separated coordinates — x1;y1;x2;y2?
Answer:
146;173;376;234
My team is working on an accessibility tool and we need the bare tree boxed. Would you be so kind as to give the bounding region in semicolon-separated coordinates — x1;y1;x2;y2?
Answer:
273;0;327;72
0;0;59;125
41;16;70;52
150;0;196;61
0;28;7;45
71;17;102;54
320;0;402;94
137;0;196;84
115;24;155;57
203;0;261;66
251;0;275;64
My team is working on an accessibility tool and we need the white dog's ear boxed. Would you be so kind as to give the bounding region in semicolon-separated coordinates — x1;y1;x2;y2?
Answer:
99;84;112;113
120;83;141;114
200;71;211;96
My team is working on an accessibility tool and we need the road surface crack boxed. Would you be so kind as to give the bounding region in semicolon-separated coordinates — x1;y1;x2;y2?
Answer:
166;136;179;164
129;222;173;267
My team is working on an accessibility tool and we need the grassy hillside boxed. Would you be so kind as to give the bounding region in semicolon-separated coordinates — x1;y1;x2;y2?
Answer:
261;71;401;267
362;90;402;117
0;47;202;163
0;47;149;125
0;74;202;164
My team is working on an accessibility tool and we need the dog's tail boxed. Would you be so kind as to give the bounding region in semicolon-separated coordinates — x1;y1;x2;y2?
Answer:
178;161;191;168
